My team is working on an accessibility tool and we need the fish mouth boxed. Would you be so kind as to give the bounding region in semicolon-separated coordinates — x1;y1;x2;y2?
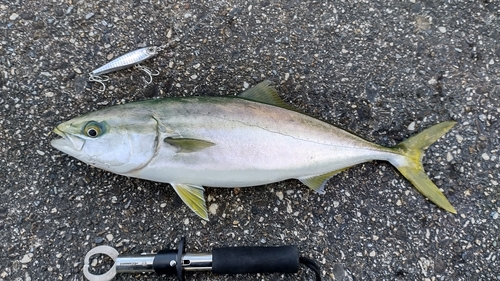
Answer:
53;126;66;138
51;126;86;152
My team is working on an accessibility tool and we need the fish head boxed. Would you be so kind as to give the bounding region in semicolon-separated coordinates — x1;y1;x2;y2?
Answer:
51;106;159;174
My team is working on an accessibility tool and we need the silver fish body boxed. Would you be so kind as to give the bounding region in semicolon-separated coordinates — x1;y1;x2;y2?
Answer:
126;97;391;187
51;81;457;219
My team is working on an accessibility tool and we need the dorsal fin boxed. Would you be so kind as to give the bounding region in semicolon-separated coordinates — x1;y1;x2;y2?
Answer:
238;80;296;111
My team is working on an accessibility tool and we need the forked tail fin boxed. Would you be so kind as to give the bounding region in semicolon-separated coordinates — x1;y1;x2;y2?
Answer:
389;121;457;214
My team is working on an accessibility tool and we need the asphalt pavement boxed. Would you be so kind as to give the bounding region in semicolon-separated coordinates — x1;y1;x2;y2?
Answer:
1;1;499;280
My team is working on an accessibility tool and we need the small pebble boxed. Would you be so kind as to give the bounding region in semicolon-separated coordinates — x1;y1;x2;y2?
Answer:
446;152;453;162
276;191;283;200
184;218;190;225
21;253;33;264
481;153;490;160
438;26;447;33
85;13;95;20
9;13;19;20
243;81;249;89
44;92;55;98
407;121;415;131
491;212;499;220
208;203;218;215
106;234;114;241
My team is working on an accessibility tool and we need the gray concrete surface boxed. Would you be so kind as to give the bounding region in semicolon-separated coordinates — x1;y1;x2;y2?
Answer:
1;1;499;280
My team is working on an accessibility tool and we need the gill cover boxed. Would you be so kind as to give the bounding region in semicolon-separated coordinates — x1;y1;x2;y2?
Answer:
52;113;160;175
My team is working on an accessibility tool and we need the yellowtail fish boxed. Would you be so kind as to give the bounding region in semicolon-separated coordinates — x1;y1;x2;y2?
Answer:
51;81;457;220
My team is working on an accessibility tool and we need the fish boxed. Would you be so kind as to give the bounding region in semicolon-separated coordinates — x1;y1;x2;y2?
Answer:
89;46;165;92
51;81;457;220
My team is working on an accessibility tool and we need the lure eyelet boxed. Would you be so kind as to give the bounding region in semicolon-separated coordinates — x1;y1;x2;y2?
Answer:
147;47;156;54
83;121;103;138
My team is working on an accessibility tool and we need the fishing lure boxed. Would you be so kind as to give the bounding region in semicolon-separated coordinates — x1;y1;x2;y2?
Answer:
89;45;166;92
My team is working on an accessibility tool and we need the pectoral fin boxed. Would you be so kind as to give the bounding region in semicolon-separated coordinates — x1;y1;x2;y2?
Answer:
164;137;215;153
298;169;347;194
172;183;209;220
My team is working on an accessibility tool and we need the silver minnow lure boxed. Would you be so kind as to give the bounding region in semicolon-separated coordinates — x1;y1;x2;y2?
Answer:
89;46;164;91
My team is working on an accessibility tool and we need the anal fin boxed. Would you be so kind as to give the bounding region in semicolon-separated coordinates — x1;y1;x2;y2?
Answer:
298;168;347;194
171;183;208;220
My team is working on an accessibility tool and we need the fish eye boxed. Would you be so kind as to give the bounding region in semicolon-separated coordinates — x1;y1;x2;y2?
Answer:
147;47;156;54
83;121;103;138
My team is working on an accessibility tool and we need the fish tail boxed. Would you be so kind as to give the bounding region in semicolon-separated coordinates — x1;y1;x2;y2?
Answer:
389;121;457;214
